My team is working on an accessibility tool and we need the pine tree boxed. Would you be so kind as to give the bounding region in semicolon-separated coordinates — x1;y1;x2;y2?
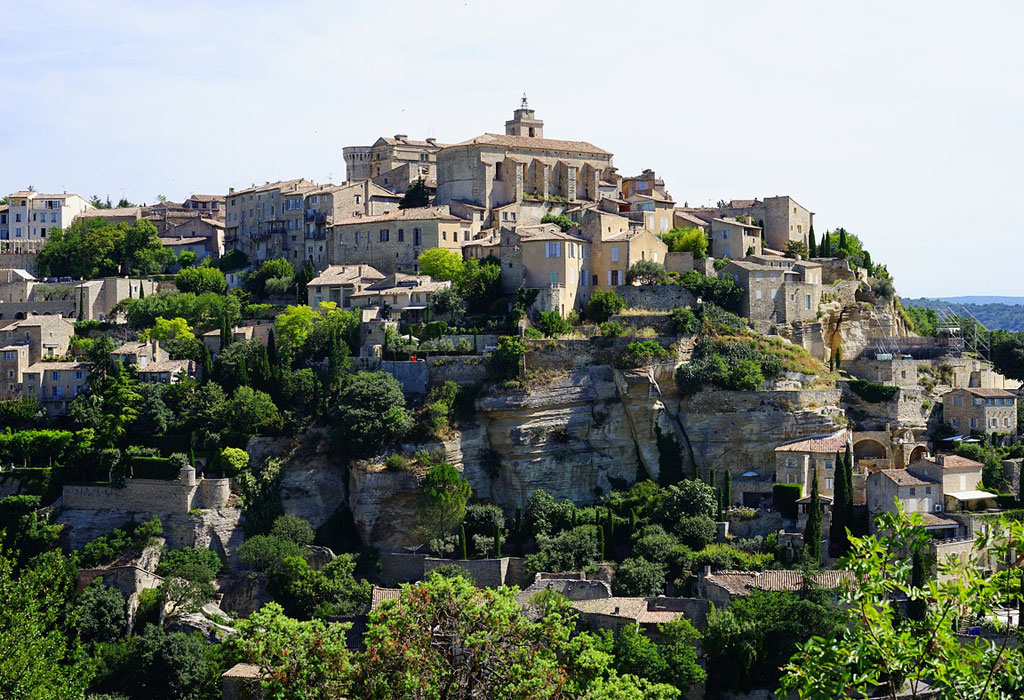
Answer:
831;449;849;555
808;227;818;258
399;178;431;209
908;547;928;621
804;470;822;566
821;231;831;257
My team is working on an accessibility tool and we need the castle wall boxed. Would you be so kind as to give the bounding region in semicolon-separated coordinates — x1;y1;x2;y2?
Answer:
62;476;230;514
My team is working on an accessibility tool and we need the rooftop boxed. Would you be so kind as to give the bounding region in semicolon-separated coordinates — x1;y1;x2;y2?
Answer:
952;387;1016;398
775;430;850;454
307;264;385;287
448;133;611;156
705;569;853;596
907;454;984;471
876;469;939;487
332;206;460;227
138;359;192;374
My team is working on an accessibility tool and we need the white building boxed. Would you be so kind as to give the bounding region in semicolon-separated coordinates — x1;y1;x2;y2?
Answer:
5;190;94;244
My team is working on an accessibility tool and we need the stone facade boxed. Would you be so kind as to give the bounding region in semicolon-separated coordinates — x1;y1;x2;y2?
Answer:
614;285;695;311
774;430;854;501
343;134;447;192
329;206;468;274
720;257;822;324
62;467;231;515
943;387;1017;436
710;217;762;260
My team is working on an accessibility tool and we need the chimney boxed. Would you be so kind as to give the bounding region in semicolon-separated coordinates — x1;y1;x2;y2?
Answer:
935;454;944;466
426;137;437;145
228;187;235;195
394;134;408;141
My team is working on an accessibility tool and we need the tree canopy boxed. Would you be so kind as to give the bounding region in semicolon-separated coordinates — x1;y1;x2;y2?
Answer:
36;218;172;278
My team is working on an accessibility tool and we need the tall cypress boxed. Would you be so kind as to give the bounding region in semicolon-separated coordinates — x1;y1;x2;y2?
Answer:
458;524;467;560
267;329;278;366
908;547;928;621
838;227;848;252
822;231;831;257
804;470;822;566
831;449;849;554
723;469;732;510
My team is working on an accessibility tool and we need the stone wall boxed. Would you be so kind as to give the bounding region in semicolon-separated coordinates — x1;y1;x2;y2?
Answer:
426;356;488;386
725;511;784;538
378;552;530;588
524;337;681;373
664;251;694;274
614;284;695;311
814;258;856;285
380;360;429;395
62;474;231;515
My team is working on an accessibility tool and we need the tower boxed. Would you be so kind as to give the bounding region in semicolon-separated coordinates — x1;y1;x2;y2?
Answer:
505;93;544;138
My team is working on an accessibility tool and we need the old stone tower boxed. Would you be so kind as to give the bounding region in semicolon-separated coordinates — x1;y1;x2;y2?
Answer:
505;94;544;138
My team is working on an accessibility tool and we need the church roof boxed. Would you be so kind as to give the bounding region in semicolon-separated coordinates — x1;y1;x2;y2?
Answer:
448;133;611;156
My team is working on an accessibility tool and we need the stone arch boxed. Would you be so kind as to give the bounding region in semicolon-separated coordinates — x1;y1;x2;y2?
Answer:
909;445;929;463
854;438;888;461
13;311;25;320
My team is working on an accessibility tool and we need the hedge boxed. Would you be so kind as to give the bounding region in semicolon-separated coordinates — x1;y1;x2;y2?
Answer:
773;483;802;519
848;379;900;403
131;457;181;480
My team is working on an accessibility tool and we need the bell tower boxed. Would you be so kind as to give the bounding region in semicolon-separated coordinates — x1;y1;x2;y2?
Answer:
505;93;544;138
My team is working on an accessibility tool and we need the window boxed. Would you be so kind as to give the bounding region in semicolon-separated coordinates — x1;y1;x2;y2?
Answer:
442;231;447;241
909;487;916;496
804;294;811;310
826;478;834;490
724;244;731;257
824;459;833;470
355;231;360;244
755;289;762;300
1005;417;1011;427
50;371;61;380
925;487;932;495
414;228;421;246
545;242;561;258
548;272;558;285
568;242;575;258
970;418;978;429
954;395;962;406
398;229;404;242
610;246;619;262
974;398;983;406
50;213;56;223
74;371;84;380
721;231;729;239
952;417;960;427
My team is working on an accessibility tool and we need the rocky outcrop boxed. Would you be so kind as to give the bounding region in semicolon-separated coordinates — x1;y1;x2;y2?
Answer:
167;603;236;643
219;572;271;617
348;462;424;551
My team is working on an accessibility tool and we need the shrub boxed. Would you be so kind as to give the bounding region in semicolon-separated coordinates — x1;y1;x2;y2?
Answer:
156;548;222;582
384;454;412;472
871;278;895;300
271;514;315;546
237;534;306;571
536;310;571;337
625;260;667;286
674;515;717;549
77;582;127;643
600;321;624;338
660;227;708;258
612;557;666;596
679;271;743;313
848;379;900;403
617;340;669;369
693;543;773;572
487;336;526;381
587;290;627;323
773;483;802;519
329;371;412;459
540;212;574;232
669;307;699;335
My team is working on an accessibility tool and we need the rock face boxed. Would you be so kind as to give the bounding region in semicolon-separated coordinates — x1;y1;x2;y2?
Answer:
347;462;423;551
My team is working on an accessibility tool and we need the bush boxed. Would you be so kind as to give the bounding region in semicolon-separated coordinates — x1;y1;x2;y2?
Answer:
156;548;222;582
384;454;412;472
693;543;773;572
612;557;666;596
77;581;127;643
669;307;699;335
848;379;900;403
661;480;718;521
587;290;627;323
773;483;802;519
871;278;895;300
536;310;571;337
617;340;669;369
237;534;306;571
329;371;412;460
625;260;667;286
175;266;227;295
131;456;180;480
674;515;717;549
270;514;315;546
600;321;624;338
487;336;525;381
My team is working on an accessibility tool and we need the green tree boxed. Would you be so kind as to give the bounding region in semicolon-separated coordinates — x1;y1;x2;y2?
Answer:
417;248;464;282
536;309;571;337
399;178;431;209
238;534;306;571
270;514;315;546
417;462;472;543
625;259;668;286
831;448;851;555
228;386;279;434
487;335;525;380
329;371;412;459
808;225;817;257
781;509;1024;699
587;289;627;322
612;557;666;596
785;240;810;259
274;304;319;361
660;227;708;258
175;266;226;295
803;469;822;566
77;580;127;644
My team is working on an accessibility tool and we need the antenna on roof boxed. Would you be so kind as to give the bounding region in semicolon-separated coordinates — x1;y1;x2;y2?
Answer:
520;92;529;110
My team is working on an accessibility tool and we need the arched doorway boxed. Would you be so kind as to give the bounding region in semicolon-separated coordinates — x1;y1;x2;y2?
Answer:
854;438;889;470
909;445;929;463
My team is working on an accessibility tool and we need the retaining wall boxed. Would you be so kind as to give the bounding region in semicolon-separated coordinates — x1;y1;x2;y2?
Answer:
62;476;230;514
615;285;696;311
380;360;429;395
378;552;530;588
426;356;488;386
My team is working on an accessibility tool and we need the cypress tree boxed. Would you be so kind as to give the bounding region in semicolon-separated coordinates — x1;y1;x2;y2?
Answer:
821;231;831;257
843;446;854;520
835;347;843;370
597;523;605;560
716;486;724;522
862;251;873;276
723;469;732;510
808;227;818;258
494;522;502;558
201;344;213;382
710;469;717;491
607;509;615;540
804;470;822;566
459;524;467;560
838;227;848;252
908;547;928;621
139;284;145;299
1018;465;1024;506
831;449;849;554
267;329;278;366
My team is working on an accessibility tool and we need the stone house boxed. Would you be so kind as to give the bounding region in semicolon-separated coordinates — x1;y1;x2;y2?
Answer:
621;193;676;233
697;568;853;609
111;339;168;368
201;321;275;356
942;387;1018;438
138;359;195;384
710;217;763;260
21;360;89;415
329;206;469;274
434;99;616;229
306;264;385;309
347;273;451;322
589;229;668;291
343;134;448;193
671;210;710;232
866;454;991;533
621;169;669;200
159;234;219;263
497;224;591;315
719;258;822;324
774;430;855;501
0;268;36;302
706;196;813;252
0;315;75;363
0;343;30;397
570;597;701;636
5;190;94;243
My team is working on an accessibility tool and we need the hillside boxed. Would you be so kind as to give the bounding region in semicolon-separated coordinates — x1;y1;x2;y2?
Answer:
902;297;1024;331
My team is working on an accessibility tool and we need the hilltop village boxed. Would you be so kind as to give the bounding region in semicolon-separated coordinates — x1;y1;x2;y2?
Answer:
2;99;1023;699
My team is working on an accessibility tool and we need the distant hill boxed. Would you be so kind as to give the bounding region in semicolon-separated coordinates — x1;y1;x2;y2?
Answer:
902;298;1024;332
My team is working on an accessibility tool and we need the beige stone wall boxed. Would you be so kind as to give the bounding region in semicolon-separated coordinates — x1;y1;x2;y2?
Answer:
943;391;1017;434
331;218;463;274
664;251;695;274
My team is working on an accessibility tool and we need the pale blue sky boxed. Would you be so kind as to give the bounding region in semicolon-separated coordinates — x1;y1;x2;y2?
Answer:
1;0;1021;297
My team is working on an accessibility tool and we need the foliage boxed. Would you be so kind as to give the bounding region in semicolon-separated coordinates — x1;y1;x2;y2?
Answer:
399;178;430;209
216;248;249;273
617;340;669;368
541;211;575;232
612;557;666;596
668;306;698;335
661;479;718;521
175;266;227;295
329;371;412;460
678;270;742;313
625;259;668;286
238;534;306;571
79;516;163;568
785;240;809;259
0;549;90;699
660;227;708;259
526;525;601;575
77;581;127;644
848;378;900;403
128;624;220;700
156;547;223;583
871;277;895;300
803;471;822;564
600;620;705;693
536;310;571;337
228;386;279;434
487;335;525;381
674;515;716;550
417;248;464;282
900;301;939;336
36;217;172;278
417;461;472;543
676;330;824;395
268;554;371;620
599;320;624;338
773;483;802;519
118;290;241;330
990;329;1024;380
235;457;284;536
271;513;316;546
0;397;44;429
692;543;773;572
780;508;1024;699
587;289;627;322
245;258;296;299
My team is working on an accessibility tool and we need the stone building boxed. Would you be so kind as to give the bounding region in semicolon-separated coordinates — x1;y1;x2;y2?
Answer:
672;210;710;232
496;223;591;314
621;169;669;200
343;134;447;193
774;430;855;501
306;264;385;309
111;339;168;368
719;257;822;324
678;196;812;252
5;190;94;243
329;206;469;274
347;272;451;322
434;98;616;229
21;360;89;415
942;387;1018;438
0;315;75;363
710;217;762;260
224;179;400;266
697;569;853;609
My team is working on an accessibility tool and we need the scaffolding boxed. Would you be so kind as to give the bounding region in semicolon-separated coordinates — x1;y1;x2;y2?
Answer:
870;306;901;357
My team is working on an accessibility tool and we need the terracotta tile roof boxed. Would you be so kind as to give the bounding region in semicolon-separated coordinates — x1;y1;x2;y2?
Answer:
906;455;983;471
955;387;1016;398
332;206;459;227
713;216;761;230
707;569;852;596
308;264;385;286
876;469;938;487
186;194;225;203
515;224;587;243
79;207;143;218
775;430;851;454
571;597;686;624
159;237;208;246
138;359;192;374
376;136;448;149
673;211;709;227
25;361;87;371
449;133;611;156
229;178;313;196
919;513;960;528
